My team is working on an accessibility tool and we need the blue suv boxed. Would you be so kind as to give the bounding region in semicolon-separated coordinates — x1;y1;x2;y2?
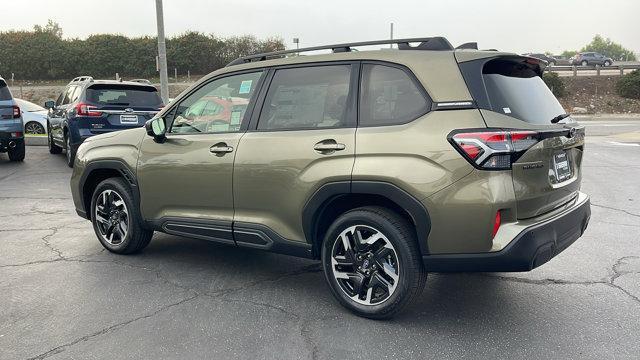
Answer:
0;76;25;162
45;76;163;167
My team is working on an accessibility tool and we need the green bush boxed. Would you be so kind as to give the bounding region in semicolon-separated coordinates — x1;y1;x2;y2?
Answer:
616;70;640;99
543;72;566;98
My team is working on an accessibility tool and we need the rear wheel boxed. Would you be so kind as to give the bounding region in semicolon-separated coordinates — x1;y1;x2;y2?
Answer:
48;128;62;154
90;177;153;254
321;207;426;319
581;60;588;66
25;121;45;135
65;135;76;167
604;60;611;66
8;139;25;162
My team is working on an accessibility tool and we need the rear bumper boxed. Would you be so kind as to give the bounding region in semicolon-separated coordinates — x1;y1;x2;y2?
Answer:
423;192;590;272
0;131;24;152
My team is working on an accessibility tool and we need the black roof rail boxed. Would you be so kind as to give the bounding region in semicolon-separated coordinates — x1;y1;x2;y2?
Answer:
226;36;454;67
70;76;94;83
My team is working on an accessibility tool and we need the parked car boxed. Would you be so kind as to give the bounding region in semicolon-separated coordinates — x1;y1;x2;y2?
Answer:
524;53;558;66
14;98;48;135
571;52;613;66
45;76;163;167
0;76;25;161
69;37;590;319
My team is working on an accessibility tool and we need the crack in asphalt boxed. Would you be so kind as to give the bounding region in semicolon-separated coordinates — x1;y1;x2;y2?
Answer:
591;202;640;218
479;255;640;305
26;294;200;360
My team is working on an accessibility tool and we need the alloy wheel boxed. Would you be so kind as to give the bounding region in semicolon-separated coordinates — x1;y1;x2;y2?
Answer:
330;225;400;305
94;189;129;245
25;122;45;135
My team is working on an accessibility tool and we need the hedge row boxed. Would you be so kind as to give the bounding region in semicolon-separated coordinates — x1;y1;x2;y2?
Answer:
0;30;284;80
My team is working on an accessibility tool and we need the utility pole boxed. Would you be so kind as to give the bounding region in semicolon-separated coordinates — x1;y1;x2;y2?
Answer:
389;22;394;48
155;0;169;104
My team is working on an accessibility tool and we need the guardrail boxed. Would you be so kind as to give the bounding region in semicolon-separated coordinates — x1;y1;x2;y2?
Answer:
548;64;640;76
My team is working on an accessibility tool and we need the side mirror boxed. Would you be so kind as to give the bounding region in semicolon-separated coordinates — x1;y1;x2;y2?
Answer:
44;100;55;109
145;117;166;143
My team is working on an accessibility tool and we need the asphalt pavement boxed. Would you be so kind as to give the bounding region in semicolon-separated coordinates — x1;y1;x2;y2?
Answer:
0;116;639;360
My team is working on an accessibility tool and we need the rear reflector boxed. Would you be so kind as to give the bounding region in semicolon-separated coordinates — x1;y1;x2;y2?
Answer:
492;211;501;239
449;130;540;170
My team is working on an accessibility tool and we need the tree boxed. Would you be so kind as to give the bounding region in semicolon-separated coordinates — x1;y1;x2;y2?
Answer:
561;50;577;58
581;35;636;61
33;19;63;39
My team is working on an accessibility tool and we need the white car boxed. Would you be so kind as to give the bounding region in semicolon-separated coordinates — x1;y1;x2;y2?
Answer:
15;98;48;135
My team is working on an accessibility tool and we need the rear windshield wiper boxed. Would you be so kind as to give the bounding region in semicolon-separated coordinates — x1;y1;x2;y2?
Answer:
550;113;570;124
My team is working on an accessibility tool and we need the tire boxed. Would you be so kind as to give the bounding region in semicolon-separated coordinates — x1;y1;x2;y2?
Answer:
321;206;426;319
65;135;76;168
25;121;45;135
8;139;25;162
90;177;153;254
604;61;611;67
548;61;555;67
48;129;62;154
581;60;588;66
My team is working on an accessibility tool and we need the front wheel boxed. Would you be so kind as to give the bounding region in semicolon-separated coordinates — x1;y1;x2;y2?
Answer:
48;129;62;154
65;135;76;167
322;207;426;319
90;177;153;254
581;60;588;66
25;121;45;135
604;61;611;66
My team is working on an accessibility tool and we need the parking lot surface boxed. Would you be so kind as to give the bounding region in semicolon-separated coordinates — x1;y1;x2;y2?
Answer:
1;116;639;360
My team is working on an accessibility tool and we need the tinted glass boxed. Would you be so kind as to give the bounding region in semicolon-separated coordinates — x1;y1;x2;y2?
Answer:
86;85;162;107
359;64;429;126
258;65;351;130
170;71;262;134
483;73;565;124
61;86;76;105
0;80;11;101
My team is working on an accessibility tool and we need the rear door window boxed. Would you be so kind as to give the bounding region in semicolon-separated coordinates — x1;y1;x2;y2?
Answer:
0;80;12;101
257;65;351;130
359;64;430;126
86;85;162;107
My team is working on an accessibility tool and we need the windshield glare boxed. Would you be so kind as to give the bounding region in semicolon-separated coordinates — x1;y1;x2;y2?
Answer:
483;73;565;124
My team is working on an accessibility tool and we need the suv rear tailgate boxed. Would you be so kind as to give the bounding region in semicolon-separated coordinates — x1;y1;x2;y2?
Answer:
457;53;586;219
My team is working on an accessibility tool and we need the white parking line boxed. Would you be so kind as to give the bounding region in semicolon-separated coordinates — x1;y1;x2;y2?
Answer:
607;141;640;147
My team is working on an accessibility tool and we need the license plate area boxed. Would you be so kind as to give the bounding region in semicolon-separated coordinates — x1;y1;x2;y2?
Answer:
120;114;138;124
553;151;572;183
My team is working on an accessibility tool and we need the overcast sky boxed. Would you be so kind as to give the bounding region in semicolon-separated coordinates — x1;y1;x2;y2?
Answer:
2;0;639;54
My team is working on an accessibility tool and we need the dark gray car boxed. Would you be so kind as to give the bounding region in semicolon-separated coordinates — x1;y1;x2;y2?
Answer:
571;52;613;66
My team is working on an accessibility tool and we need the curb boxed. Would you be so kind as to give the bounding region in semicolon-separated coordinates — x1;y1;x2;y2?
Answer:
25;136;48;146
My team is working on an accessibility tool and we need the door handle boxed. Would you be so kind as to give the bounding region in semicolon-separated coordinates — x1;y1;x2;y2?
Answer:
314;140;346;153
210;143;234;154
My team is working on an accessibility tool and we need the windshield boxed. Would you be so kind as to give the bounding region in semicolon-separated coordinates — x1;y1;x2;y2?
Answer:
0;80;12;101
483;74;565;124
14;98;45;112
86;85;162;107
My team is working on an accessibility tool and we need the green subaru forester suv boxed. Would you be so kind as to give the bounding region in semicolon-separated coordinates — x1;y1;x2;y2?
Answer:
70;37;590;318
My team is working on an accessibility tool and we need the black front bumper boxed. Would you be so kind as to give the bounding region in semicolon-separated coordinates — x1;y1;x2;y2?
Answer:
423;194;591;272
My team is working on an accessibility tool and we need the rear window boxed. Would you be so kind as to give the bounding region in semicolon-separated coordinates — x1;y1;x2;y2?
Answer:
461;57;565;124
86;85;162;107
0;80;12;101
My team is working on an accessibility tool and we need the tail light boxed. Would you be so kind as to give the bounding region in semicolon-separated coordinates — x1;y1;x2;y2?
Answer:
74;102;102;117
12;105;21;118
449;130;540;170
